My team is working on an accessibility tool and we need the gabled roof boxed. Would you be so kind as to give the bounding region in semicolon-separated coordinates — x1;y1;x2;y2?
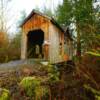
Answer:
20;9;64;32
64;28;73;41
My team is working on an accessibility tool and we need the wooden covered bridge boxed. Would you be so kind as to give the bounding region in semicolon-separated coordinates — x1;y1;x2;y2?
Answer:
20;10;73;63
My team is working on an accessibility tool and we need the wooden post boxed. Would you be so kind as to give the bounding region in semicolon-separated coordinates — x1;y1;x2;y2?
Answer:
43;40;50;60
21;32;27;59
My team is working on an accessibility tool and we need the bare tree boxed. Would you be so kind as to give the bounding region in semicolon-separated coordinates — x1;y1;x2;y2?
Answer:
0;0;14;33
0;0;14;46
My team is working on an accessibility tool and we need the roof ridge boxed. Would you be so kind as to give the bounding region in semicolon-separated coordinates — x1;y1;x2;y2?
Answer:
20;9;64;32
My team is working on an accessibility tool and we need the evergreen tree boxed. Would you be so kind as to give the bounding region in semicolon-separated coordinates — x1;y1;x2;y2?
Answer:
57;0;100;57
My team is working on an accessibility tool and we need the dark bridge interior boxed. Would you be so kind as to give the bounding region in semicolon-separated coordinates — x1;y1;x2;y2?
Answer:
27;29;44;58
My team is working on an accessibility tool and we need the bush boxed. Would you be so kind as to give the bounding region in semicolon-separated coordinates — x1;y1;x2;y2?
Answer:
45;64;60;84
0;33;21;63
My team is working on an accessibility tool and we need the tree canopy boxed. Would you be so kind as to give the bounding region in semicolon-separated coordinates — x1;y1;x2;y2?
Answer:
57;0;100;56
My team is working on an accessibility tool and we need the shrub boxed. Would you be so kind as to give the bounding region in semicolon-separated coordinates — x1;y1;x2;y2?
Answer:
0;33;21;63
45;64;60;84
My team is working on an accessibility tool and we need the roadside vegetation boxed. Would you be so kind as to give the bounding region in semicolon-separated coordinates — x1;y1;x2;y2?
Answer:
0;0;100;100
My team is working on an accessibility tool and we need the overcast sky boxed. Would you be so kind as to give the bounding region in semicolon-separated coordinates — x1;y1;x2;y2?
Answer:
9;0;100;34
9;0;63;33
14;0;63;14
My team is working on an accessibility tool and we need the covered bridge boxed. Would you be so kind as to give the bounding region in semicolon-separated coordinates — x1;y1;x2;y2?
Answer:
20;10;73;63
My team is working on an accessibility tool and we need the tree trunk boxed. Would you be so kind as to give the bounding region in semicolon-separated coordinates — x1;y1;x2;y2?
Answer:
76;24;81;58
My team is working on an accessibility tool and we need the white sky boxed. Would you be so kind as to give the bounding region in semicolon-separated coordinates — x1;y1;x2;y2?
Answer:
13;0;63;14
8;0;100;34
9;0;63;34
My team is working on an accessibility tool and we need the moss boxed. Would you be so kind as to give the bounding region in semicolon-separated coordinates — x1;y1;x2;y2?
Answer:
0;88;10;100
35;86;49;100
20;77;41;97
20;76;49;99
